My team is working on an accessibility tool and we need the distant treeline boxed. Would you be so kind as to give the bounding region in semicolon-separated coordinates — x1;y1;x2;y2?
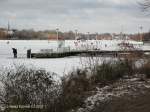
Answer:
0;27;150;41
0;28;96;40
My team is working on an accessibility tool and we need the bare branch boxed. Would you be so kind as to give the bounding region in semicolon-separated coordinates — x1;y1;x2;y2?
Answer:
139;0;150;11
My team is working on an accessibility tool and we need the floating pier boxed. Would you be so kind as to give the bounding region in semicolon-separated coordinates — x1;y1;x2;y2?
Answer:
31;50;150;58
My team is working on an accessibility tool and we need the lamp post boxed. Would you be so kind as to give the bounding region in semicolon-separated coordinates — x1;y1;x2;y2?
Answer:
87;32;90;40
7;21;9;37
95;32;98;49
56;28;59;52
95;32;98;40
139;26;143;42
75;29;78;40
56;28;59;41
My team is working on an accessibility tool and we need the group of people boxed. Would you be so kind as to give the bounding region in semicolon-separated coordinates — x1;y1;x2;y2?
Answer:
12;48;31;58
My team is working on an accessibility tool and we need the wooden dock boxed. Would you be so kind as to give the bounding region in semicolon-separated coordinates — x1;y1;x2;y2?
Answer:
31;50;150;58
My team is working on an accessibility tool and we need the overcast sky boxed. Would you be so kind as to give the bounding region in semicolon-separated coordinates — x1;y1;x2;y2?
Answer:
0;0;149;33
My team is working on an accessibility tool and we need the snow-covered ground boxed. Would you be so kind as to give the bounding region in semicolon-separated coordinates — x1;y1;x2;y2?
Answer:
0;40;146;57
0;40;149;76
0;56;83;76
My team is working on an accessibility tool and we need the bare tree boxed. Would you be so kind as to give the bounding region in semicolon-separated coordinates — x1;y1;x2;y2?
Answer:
139;0;150;11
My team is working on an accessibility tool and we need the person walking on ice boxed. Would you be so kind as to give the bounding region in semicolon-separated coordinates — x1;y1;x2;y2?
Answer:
27;49;31;58
12;48;17;58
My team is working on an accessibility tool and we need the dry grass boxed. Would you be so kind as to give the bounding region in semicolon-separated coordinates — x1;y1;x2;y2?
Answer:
141;60;150;78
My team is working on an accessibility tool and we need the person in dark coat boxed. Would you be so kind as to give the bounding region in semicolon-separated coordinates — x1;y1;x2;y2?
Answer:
27;49;31;58
12;48;17;58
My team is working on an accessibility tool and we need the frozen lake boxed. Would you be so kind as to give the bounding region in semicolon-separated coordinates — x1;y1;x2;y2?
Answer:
0;40;145;57
0;40;149;77
0;40;103;76
0;56;84;76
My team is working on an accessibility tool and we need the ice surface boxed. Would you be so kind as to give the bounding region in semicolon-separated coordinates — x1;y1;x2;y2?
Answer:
0;40;149;77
